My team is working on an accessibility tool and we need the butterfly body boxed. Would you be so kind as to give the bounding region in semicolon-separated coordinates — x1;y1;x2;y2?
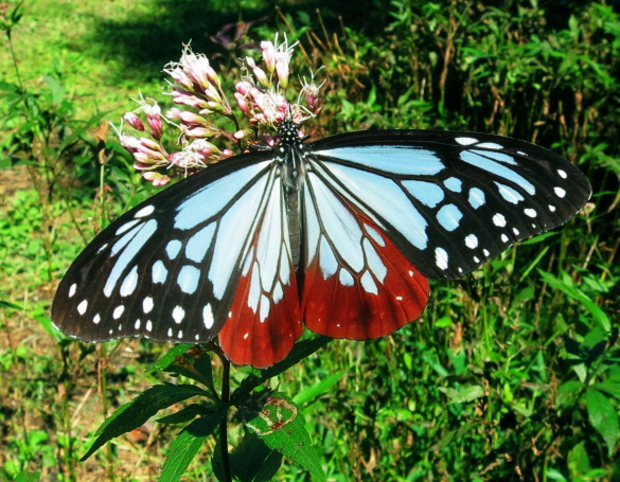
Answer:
52;125;591;367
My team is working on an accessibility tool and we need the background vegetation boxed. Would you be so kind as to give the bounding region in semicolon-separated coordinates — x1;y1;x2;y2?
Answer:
1;0;619;480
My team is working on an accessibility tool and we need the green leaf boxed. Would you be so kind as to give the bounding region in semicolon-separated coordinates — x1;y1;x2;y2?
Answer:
593;379;620;399
439;385;485;404
151;344;194;371
81;384;208;461
293;372;345;406
568;441;590;480
224;433;283;482
246;396;325;482
539;271;611;332
0;300;21;310
234;337;331;401
157;404;211;425
158;405;227;482
585;388;619;457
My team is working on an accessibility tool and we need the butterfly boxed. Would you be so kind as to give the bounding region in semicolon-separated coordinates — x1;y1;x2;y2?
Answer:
52;122;592;368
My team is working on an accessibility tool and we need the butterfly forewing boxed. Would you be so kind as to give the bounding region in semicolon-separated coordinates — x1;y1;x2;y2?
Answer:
306;130;591;280
52;152;282;346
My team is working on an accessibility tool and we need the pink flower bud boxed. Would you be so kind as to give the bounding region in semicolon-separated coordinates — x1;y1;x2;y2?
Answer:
123;112;145;131
275;51;290;88
235;81;253;96
181;52;213;90
253;66;269;88
165;66;194;90
184;126;215;138
261;41;276;72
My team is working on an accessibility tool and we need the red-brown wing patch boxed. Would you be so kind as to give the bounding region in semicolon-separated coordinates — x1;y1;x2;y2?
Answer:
302;212;430;340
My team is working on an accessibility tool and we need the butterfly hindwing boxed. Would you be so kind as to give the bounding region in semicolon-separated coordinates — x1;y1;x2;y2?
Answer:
300;169;430;340
307;130;591;280
218;174;302;368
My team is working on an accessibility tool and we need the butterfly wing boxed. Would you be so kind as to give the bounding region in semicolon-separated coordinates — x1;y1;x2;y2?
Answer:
305;130;591;281
300;168;430;340
52;151;301;367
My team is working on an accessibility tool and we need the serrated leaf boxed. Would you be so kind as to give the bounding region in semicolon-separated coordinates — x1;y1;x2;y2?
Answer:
585;388;619;457
81;384;207;460
260;416;325;482
151;344;194;371
157;403;211;425
228;433;283;482
246;396;325;482
159;405;227;482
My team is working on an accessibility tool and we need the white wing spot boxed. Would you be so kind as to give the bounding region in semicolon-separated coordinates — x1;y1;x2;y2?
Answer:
361;271;378;295
493;213;507;227
468;188;486;209
243;332;249;340
195;334;200;340
165;239;182;260
77;300;88;315
93;314;101;324
455;137;478;145
120;265;139;297
524;208;537;218
554;187;566;198
177;330;183;339
465;234;478;249
172;306;185;324
339;269;355;287
134;319;141;330
259;295;270;323
146;320;153;332
203;304;214;330
167;328;173;337
113;305;125;319
473;256;480;263
557;169;567;179
408;270;414;277
501;234;509;243
477;142;503;150
483;249;490;257
549;205;556;212
143;296;154;314
152;260;168;284
513;227;520;236
396;296;403;301
135;205;155;218
68;283;77;298
115;219;141;236
435;247;449;270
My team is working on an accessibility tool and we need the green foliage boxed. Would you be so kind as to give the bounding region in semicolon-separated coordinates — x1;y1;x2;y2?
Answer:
1;0;619;481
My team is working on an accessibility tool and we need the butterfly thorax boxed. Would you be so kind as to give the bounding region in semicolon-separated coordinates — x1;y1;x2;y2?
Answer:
277;122;306;268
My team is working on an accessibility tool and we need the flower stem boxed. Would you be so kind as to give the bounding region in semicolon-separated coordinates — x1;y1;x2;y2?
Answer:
219;357;232;482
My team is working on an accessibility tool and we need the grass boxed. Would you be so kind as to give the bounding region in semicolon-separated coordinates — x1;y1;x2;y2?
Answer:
1;0;619;481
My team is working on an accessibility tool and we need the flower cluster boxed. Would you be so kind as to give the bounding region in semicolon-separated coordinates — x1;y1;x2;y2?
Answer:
114;34;324;186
